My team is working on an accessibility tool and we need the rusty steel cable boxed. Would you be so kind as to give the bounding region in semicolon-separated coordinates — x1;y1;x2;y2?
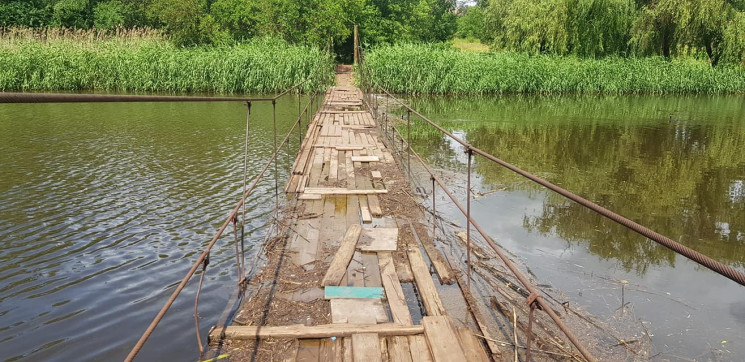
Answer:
125;82;324;362
368;81;745;288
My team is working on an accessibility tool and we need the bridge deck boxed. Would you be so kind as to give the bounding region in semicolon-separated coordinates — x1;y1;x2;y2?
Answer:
208;74;495;361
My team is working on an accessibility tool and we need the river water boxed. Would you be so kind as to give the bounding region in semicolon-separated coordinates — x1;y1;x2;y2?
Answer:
399;94;745;360
1;94;743;361
0;97;306;361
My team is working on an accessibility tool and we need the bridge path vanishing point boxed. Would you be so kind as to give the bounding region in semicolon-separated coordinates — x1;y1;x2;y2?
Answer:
206;69;502;361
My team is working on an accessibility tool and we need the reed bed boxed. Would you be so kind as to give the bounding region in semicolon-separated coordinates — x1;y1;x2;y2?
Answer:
364;44;745;94
0;29;333;94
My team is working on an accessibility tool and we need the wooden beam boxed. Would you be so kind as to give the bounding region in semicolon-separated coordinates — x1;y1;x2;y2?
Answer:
456;327;490;362
322;224;362;286
410;223;454;285
209;323;424;341
298;193;323;200
408;335;433;362
324;286;384;299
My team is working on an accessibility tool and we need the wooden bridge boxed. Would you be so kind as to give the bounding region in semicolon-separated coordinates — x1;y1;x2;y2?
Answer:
206;70;496;361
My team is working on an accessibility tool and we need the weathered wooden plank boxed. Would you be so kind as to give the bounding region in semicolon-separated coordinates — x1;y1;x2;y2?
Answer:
351;156;380;162
410;223;454;285
297;339;321;362
407;246;446;316
343;337;353;362
359;202;372;224
422;316;467;362
322;224;363;286
388;336;413;362
329;149;339;182
304;187;388;195
325;286;384;299
396;257;414;283
299;193;323;200
210;324;424;341
358;228;398;251
352;333;381;362
378;252;413;325
367;195;383;217
331;298;388;324
371;170;382;180
456;327;490;362
408;335;433;362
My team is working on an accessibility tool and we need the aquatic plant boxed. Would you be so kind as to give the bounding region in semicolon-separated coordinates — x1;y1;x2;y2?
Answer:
363;44;745;94
0;30;333;93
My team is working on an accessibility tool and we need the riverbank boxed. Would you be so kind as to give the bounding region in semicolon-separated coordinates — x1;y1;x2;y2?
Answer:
0;29;332;94
364;44;745;94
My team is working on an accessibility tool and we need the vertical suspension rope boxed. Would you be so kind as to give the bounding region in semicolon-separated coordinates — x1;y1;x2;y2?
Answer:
240;102;252;283
193;253;209;356
272;100;279;216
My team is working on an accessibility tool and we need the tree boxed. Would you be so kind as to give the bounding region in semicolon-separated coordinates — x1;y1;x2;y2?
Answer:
93;0;125;29
52;0;90;28
457;5;485;40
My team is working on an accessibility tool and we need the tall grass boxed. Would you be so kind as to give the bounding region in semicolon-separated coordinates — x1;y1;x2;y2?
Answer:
0;28;333;94
363;44;745;94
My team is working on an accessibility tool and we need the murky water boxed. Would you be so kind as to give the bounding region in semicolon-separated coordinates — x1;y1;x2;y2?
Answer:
0;96;307;361
399;94;745;360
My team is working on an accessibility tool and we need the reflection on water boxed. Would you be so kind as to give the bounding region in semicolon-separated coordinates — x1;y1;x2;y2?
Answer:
403;94;745;359
0;97;304;360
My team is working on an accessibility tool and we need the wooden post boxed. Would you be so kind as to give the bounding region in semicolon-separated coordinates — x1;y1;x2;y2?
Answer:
353;24;359;65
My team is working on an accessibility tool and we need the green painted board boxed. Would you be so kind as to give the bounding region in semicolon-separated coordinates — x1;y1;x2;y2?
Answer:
324;286;384;299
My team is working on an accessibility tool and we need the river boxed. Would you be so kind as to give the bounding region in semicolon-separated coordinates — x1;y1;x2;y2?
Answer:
399;94;745;360
1;94;743;361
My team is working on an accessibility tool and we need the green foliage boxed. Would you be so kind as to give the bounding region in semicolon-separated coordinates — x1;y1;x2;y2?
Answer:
457;5;485;39
363;43;745;94
488;0;570;55
720;11;745;65
0;35;333;93
565;0;635;57
93;0;125;29
52;0;90;28
0;1;53;27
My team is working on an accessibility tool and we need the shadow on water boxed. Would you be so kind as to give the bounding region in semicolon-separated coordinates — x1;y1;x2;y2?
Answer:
398;93;745;360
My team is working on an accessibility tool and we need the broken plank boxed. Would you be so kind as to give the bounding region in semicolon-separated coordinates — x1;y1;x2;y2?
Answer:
407;246;447;316
352;333;381;362
322;224;362;286
410;223;454;285
378;252;413;325
422;316;468;362
325;286;384;299
210;324;424;341
367;195;383;217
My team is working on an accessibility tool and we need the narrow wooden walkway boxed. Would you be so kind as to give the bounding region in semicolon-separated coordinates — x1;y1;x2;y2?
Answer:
208;73;492;361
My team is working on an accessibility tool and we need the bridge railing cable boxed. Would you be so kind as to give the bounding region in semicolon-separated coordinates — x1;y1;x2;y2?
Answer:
354;32;745;362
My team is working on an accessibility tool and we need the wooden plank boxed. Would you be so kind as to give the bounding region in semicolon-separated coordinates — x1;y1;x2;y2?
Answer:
299;193;323;200
378;252;413;325
345;251;365;287
410;223;454;285
297;339;321;362
396;258;414;283
407;246;446;316
210;324;424;341
422;316;467;362
358;228;398;251
359;203;372;224
329;149;339;182
322;224;363;286
368;195;383;217
456;327;490;362
371;170;382;180
352;333;381;362
335;146;365;151
351;156;380;162
408;335;433;362
388;336;413;362
304;187;388;195
325;286;384;299
343;338;353;362
331;298;388;324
